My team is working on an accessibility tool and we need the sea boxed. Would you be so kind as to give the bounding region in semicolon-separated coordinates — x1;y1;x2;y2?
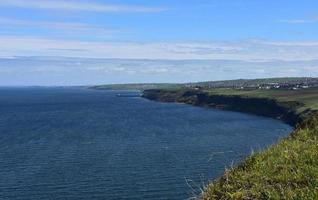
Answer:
0;87;292;200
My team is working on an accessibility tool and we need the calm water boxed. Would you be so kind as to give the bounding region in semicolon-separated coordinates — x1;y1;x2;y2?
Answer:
0;88;292;200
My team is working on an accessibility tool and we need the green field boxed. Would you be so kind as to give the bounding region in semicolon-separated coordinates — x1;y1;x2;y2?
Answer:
204;87;318;113
195;77;316;88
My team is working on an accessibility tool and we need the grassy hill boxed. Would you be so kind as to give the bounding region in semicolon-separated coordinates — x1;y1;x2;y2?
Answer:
192;77;318;88
198;88;318;199
203;87;318;114
202;116;318;199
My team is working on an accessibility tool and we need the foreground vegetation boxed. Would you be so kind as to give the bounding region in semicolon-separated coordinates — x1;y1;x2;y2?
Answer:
201;87;318;199
202;115;318;200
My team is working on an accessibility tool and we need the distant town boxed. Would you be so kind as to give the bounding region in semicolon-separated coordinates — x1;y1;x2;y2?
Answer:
186;77;318;91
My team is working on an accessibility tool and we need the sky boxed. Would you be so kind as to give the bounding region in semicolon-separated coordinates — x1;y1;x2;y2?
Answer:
0;0;318;85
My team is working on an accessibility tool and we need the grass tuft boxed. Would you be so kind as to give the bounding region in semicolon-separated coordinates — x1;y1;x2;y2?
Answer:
201;116;318;200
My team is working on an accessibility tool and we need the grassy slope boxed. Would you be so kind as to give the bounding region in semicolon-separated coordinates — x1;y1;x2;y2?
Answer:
204;87;318;113
196;77;314;88
202;88;318;200
202;117;318;200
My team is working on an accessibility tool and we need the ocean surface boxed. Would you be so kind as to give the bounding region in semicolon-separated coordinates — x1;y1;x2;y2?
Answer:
0;88;292;200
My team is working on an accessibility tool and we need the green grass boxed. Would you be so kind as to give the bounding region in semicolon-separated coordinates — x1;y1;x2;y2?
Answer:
195;77;317;88
204;87;318;112
201;87;318;200
202;116;318;200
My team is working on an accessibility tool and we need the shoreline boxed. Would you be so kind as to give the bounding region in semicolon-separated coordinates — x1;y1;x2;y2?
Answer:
142;88;318;199
142;89;307;127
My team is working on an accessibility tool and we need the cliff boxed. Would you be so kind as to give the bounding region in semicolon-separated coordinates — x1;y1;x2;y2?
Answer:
142;88;318;199
142;89;305;127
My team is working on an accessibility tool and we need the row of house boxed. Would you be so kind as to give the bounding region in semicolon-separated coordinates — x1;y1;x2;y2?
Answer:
254;80;318;90
185;78;318;91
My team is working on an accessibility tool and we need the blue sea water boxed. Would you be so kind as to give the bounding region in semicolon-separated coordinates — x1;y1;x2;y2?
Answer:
0;88;292;200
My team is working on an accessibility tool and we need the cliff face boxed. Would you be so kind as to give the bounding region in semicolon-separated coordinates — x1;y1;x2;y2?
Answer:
142;89;303;127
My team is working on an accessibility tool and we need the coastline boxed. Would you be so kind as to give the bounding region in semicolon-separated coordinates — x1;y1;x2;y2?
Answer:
142;88;318;199
142;89;307;127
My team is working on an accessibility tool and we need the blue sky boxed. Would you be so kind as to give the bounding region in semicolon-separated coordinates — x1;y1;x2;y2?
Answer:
1;0;318;42
0;0;318;85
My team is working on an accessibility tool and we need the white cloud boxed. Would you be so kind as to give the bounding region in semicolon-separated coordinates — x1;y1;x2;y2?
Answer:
253;40;318;46
0;57;317;86
0;0;166;13
279;15;318;24
0;17;115;34
0;17;121;40
1;36;318;61
279;19;316;24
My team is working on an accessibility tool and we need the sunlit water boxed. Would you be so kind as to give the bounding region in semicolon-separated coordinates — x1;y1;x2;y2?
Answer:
0;88;292;200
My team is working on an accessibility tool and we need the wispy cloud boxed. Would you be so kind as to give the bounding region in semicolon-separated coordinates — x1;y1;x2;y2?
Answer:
0;17;123;40
0;57;317;86
279;19;316;24
0;0;166;13
1;36;318;61
279;15;318;24
0;17;112;32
